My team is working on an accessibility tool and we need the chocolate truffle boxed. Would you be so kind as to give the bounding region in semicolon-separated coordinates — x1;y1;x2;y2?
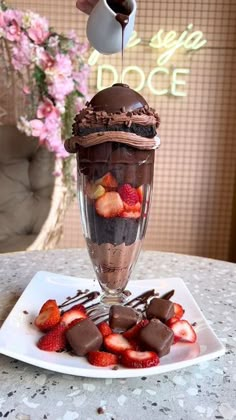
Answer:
66;318;103;356
109;305;138;331
139;319;174;357
146;297;175;322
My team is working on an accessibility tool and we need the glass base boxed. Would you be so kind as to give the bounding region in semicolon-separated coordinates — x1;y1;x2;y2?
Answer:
100;291;128;307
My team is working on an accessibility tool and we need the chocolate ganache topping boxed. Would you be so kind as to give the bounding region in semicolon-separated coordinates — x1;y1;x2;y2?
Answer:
89;83;148;112
64;83;160;153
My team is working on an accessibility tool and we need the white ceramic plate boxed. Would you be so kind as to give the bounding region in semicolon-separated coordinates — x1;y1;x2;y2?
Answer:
0;271;225;378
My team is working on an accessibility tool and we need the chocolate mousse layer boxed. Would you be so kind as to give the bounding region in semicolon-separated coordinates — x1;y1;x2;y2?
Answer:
87;240;142;292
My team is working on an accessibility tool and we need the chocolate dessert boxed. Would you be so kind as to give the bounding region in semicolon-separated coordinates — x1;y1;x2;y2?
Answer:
139;319;174;357
65;83;160;302
109;304;138;330
146;298;175;322
66;318;103;356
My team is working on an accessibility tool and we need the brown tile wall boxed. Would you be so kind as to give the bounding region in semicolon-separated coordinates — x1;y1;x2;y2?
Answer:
9;0;236;260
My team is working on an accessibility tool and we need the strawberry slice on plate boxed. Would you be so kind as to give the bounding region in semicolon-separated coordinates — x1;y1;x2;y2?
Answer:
97;322;112;338
39;299;59;314
170;320;197;343
87;351;118;367
61;304;87;327
123;319;149;340
121;349;159;369
35;306;61;332
37;323;67;352
166;316;180;327
173;302;185;319
104;333;134;354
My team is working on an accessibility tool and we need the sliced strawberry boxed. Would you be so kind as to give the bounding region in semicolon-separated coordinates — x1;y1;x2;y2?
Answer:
97;322;112;338
136;185;144;203
170;320;197;343
123;201;141;212
39;299;59;314
35;306;61;332
96;172;118;189
95;192;124;218
37;323;67;352
60;304;87;327
128;338;142;351
86;183;105;200
166;316;179;327
123;319;149;340
104;333;134;354
173;303;185;319
118;184;139;206
120;210;141;219
120;349;159;369
87;351;118;367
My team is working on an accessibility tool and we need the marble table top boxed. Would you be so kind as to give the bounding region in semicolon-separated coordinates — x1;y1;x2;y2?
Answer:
0;249;235;420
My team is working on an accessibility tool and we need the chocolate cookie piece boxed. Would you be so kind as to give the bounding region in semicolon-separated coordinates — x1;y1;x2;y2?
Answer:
66;318;103;356
146;297;175;322
109;305;138;331
139;319;174;357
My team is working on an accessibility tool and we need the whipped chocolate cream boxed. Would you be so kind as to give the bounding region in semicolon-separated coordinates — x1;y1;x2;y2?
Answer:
67;132;160;152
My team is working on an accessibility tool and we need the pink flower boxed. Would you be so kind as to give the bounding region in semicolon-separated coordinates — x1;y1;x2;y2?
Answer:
29;119;44;137
48;75;74;102
34;49;54;70
52;169;63;177
28;16;49;44
23;85;30;94
37;98;60;119
6;19;21;41
52;142;69;159
12;33;31;70
4;9;22;26
73;65;90;96
54;54;73;77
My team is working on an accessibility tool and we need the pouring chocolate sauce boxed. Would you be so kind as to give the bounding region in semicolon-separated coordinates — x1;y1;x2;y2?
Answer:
107;1;131;80
86;0;136;55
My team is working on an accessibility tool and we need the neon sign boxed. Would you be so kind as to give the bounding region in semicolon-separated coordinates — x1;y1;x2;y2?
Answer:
88;24;207;97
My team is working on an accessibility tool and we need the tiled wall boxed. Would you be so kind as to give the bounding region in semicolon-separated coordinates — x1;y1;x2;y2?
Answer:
9;0;236;260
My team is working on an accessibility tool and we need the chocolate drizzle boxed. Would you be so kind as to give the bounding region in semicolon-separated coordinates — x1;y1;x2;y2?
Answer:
59;290;100;309
125;289;157;308
58;288;175;321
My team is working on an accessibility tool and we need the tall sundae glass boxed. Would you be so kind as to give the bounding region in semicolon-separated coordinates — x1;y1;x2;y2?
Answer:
65;83;160;305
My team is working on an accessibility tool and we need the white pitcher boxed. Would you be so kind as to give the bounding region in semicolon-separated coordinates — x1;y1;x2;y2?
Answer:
86;0;137;55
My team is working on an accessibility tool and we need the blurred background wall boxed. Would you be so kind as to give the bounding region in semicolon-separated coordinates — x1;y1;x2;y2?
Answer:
6;0;236;261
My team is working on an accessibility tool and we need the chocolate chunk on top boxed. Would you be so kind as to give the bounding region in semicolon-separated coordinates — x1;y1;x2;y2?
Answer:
109;305;138;331
66;318;103;356
139;319;174;357
146;297;174;322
